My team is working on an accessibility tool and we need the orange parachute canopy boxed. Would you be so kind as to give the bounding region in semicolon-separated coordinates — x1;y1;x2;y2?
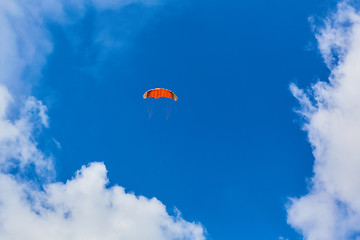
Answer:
143;88;178;101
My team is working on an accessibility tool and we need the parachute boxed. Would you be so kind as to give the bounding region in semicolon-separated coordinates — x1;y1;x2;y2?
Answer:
143;88;177;119
143;88;178;101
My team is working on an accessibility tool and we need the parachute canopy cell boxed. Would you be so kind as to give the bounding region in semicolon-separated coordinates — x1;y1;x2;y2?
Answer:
143;88;178;101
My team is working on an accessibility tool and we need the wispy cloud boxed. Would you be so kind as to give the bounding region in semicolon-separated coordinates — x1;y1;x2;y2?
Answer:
0;85;52;174
0;1;206;239
287;2;360;239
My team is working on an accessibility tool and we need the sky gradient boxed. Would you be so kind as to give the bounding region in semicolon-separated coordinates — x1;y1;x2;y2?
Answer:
1;0;359;239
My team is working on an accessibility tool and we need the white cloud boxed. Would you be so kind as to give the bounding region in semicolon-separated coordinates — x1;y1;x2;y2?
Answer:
0;85;52;174
287;2;360;239
0;0;206;239
0;0;52;94
0;161;204;240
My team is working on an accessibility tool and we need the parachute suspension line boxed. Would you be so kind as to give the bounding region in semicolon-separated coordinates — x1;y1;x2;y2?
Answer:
146;100;154;118
166;101;172;120
149;101;152;118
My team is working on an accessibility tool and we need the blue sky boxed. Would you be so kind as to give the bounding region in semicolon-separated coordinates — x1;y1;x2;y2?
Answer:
36;0;337;238
2;0;360;239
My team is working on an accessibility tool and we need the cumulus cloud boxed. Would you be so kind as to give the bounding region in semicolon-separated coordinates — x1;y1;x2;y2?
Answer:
287;2;360;239
0;161;204;240
0;0;206;239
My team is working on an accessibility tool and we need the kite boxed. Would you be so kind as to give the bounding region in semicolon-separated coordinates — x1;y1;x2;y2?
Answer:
143;88;178;101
